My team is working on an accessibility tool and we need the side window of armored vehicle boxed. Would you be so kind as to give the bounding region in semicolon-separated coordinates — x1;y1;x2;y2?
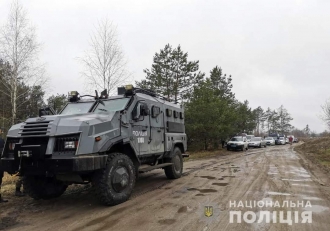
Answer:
173;111;178;118
152;106;161;118
132;102;149;121
166;108;172;117
180;112;184;119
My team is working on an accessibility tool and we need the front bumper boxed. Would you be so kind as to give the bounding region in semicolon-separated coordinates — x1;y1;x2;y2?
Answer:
248;143;260;147
227;144;244;150
0;155;108;175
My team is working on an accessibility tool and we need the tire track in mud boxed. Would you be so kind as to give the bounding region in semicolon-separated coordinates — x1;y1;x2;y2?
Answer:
131;151;258;199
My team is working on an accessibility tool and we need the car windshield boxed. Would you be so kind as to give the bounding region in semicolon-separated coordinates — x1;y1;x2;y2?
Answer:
251;137;261;141
94;98;130;113
265;137;273;140
246;135;253;139
231;137;243;141
60;102;94;115
280;137;284;140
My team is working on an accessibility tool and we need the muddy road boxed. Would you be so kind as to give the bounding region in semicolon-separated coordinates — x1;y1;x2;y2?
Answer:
2;144;330;231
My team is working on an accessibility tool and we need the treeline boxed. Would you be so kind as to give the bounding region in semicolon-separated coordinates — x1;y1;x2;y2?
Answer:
0;59;66;134
137;44;295;150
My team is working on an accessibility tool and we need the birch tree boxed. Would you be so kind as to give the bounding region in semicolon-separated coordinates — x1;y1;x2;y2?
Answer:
0;1;46;125
80;19;130;95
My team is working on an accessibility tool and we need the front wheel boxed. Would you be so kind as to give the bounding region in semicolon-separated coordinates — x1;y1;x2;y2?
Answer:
92;153;136;206
23;176;67;200
164;147;183;179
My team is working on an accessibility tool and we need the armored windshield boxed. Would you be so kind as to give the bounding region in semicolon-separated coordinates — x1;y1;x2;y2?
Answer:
60;102;94;115
95;98;130;113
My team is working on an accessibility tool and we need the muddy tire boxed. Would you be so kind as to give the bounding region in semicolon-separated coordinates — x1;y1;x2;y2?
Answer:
164;147;183;179
92;153;136;206
23;176;67;200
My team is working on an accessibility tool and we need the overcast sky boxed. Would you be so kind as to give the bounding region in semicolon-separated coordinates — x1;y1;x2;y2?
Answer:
0;0;329;132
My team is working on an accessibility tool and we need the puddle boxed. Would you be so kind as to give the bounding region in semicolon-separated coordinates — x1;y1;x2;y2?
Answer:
218;178;224;180
178;206;188;213
291;183;312;187
223;176;236;178
267;192;291;196
199;176;216;180
158;219;176;225
195;193;205;196
301;196;323;201
304;205;329;213
200;189;218;193
282;179;312;182
187;188;199;191
187;188;218;193
212;183;228;186
233;169;240;173
230;165;240;168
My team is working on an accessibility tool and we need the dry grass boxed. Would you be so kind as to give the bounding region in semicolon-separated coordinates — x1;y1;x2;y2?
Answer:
1;173;17;193
296;137;330;172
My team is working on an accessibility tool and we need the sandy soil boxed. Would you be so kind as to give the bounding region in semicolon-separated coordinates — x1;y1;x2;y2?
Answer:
1;144;330;231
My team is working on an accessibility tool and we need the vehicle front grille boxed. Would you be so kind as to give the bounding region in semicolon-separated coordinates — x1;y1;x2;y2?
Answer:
19;121;53;136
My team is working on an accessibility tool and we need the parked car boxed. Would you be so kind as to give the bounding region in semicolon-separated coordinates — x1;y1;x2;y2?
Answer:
265;137;275;146
285;138;289;144
246;135;255;142
278;137;286;145
294;137;299;143
227;136;248;151
248;137;267;148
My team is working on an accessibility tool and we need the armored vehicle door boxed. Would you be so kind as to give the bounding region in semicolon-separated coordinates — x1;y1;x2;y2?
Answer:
131;101;150;155
149;105;165;153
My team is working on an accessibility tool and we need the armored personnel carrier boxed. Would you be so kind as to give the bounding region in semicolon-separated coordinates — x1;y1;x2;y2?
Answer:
0;85;187;205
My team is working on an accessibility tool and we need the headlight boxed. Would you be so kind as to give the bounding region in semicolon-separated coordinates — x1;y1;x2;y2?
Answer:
64;141;77;149
54;134;80;152
8;143;16;150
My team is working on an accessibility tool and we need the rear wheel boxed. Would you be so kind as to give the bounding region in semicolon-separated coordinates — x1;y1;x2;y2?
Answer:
92;153;136;206
164;147;183;179
23;176;67;200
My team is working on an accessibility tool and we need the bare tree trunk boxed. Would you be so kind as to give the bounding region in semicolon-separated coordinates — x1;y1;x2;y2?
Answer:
79;19;130;95
0;1;46;126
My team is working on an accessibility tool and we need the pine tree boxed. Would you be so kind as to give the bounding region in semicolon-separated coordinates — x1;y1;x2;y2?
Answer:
136;44;204;101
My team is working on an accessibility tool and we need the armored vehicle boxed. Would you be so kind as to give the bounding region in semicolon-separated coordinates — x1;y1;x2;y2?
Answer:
0;85;187;205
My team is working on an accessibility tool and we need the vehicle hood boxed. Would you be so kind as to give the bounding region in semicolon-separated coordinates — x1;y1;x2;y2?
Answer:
7;112;117;137
249;141;261;144
228;141;244;145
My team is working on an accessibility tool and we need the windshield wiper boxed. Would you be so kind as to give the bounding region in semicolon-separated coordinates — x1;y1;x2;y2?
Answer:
98;108;108;112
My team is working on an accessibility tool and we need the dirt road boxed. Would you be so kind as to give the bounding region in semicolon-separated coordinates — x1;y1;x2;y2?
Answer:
2;144;330;231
